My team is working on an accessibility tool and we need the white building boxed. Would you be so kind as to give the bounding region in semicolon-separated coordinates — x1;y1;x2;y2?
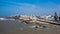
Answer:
40;15;54;21
45;15;54;21
19;15;30;20
30;16;39;20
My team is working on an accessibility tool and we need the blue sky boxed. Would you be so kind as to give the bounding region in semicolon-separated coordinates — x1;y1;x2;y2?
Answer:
0;0;60;17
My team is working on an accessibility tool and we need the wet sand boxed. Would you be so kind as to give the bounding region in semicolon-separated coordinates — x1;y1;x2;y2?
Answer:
0;20;60;34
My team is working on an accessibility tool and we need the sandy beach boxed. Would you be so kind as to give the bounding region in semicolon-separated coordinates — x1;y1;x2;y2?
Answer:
0;20;60;34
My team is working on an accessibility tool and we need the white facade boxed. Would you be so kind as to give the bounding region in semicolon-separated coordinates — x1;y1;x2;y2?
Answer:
30;16;38;20
20;15;30;17
46;15;52;19
45;15;54;21
40;15;54;21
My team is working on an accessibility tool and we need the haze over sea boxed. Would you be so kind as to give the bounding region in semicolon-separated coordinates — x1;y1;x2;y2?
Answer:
0;0;60;17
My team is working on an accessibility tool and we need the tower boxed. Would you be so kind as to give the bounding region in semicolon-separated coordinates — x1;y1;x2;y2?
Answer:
54;12;58;21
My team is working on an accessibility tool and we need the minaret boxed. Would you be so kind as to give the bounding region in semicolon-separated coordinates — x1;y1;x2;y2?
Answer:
54;12;58;21
59;14;60;21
